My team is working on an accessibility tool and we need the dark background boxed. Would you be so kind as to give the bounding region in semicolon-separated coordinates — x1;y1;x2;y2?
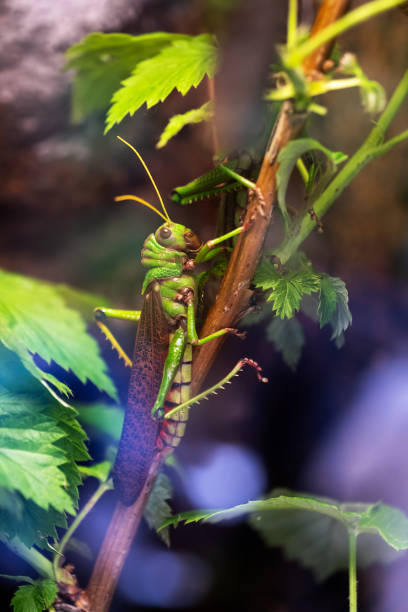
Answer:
1;0;408;610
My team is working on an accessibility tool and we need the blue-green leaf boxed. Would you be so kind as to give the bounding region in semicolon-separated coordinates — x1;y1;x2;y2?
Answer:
318;274;352;339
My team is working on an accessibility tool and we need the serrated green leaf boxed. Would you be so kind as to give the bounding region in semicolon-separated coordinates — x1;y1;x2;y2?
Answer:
65;32;190;122
318;274;352;339
162;491;407;581
0;361;88;537
0;269;117;399
0;414;74;514
106;34;218;132
157;101;214;148
79;460;112;482
144;473;173;546
11;578;57;612
267;317;305;370
254;258;320;319
276;138;347;227
268;273;319;319
249;496;400;581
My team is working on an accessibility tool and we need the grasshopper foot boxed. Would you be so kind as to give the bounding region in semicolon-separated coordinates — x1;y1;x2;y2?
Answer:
226;328;247;340
151;405;164;421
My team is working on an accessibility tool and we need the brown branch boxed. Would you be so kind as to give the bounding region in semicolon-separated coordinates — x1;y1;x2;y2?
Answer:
86;457;161;611
85;1;350;610
192;0;351;392
302;0;351;75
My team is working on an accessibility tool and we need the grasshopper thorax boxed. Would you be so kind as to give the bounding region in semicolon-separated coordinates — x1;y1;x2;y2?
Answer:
155;222;201;255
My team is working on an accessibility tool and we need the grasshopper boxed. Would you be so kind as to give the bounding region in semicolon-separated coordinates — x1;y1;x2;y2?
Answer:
95;138;267;506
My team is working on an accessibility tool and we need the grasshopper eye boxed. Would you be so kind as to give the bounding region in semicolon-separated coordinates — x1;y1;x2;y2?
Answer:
159;227;172;240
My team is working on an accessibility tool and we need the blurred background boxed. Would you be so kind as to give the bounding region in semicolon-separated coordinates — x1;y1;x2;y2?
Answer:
1;0;408;610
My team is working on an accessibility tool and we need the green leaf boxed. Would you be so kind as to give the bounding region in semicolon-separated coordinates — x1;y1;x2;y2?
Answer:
254;258;320;319
249;496;400;581
0;386;88;515
162;491;408;581
11;578;57;612
267;317;305;369
144;472;173;546
65;32;190;122
0;269;117;399
106;34;218;132
318;274;352;339
359;503;408;550
157;101;214;148
79;460;112;482
0;359;88;542
276;138;347;227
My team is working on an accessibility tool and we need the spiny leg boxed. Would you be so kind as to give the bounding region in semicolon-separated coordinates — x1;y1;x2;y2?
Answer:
164;358;268;420
151;327;187;420
94;307;141;367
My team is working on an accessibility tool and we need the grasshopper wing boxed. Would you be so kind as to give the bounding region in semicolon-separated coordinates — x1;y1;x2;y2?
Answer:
113;283;169;505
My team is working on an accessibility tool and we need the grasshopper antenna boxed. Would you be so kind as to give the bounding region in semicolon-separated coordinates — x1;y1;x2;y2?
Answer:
117;136;171;222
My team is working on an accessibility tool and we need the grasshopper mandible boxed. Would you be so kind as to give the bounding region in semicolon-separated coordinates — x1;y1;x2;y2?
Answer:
95;138;267;506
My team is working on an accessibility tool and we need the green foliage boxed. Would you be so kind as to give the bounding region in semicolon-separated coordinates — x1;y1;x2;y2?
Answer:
11;578;57;612
144;472;173;546
254;257;320;319
157;101;214;148
162;491;408;581
106;34;217;132
0;269;117;399
254;257;351;363
65;32;190;122
0;352;89;546
276;138;347;228
266;317;305;370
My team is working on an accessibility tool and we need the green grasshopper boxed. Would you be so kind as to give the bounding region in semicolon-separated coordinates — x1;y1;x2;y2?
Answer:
95;138;267;506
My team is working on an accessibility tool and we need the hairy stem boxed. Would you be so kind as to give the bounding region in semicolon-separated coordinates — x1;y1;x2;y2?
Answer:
348;530;358;612
53;480;112;579
1;537;54;580
273;69;408;264
86;458;161;610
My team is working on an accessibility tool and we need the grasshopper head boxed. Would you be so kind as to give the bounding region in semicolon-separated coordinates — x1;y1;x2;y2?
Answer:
155;222;201;254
